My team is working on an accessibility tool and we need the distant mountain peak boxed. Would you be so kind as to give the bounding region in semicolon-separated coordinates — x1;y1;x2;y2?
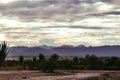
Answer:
8;45;120;57
41;45;54;49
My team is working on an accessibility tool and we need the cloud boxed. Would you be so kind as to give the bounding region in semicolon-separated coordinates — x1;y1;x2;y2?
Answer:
47;26;111;29
104;11;120;15
88;11;120;17
0;0;118;22
0;0;119;46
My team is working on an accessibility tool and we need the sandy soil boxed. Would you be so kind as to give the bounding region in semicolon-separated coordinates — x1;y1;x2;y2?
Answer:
27;73;102;80
0;70;105;80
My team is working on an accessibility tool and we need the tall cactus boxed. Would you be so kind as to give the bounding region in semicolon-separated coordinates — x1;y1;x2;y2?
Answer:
0;41;9;68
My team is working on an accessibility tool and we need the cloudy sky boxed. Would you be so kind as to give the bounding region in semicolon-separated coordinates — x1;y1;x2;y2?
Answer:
0;0;120;46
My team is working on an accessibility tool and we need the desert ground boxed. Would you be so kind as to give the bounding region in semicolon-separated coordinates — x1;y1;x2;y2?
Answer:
0;70;119;80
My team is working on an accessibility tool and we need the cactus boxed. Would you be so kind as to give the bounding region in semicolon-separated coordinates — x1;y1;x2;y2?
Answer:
0;41;9;68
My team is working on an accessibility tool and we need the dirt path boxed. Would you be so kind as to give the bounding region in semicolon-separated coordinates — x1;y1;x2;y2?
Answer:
27;73;102;80
0;71;104;80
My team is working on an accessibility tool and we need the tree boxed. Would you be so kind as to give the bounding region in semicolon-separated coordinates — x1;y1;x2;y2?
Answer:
62;59;74;70
85;54;99;70
105;57;119;70
42;54;59;73
33;56;37;62
73;56;79;65
49;54;59;61
19;55;24;65
0;41;9;68
31;56;38;70
39;54;45;61
41;61;56;73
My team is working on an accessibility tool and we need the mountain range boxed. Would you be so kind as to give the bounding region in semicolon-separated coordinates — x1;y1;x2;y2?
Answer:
8;45;120;57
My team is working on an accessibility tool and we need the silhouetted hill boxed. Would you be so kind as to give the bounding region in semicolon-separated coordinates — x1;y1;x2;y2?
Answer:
8;45;120;57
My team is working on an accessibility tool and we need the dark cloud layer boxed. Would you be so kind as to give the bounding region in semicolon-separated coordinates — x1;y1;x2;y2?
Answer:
0;0;119;22
104;11;120;15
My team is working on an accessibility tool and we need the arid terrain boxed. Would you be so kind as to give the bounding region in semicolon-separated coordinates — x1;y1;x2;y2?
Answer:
0;70;119;80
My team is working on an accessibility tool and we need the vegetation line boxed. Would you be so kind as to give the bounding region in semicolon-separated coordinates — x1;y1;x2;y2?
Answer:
0;41;120;73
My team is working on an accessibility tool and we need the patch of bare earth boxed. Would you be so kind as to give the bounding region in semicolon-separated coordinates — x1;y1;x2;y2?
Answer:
0;70;118;80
